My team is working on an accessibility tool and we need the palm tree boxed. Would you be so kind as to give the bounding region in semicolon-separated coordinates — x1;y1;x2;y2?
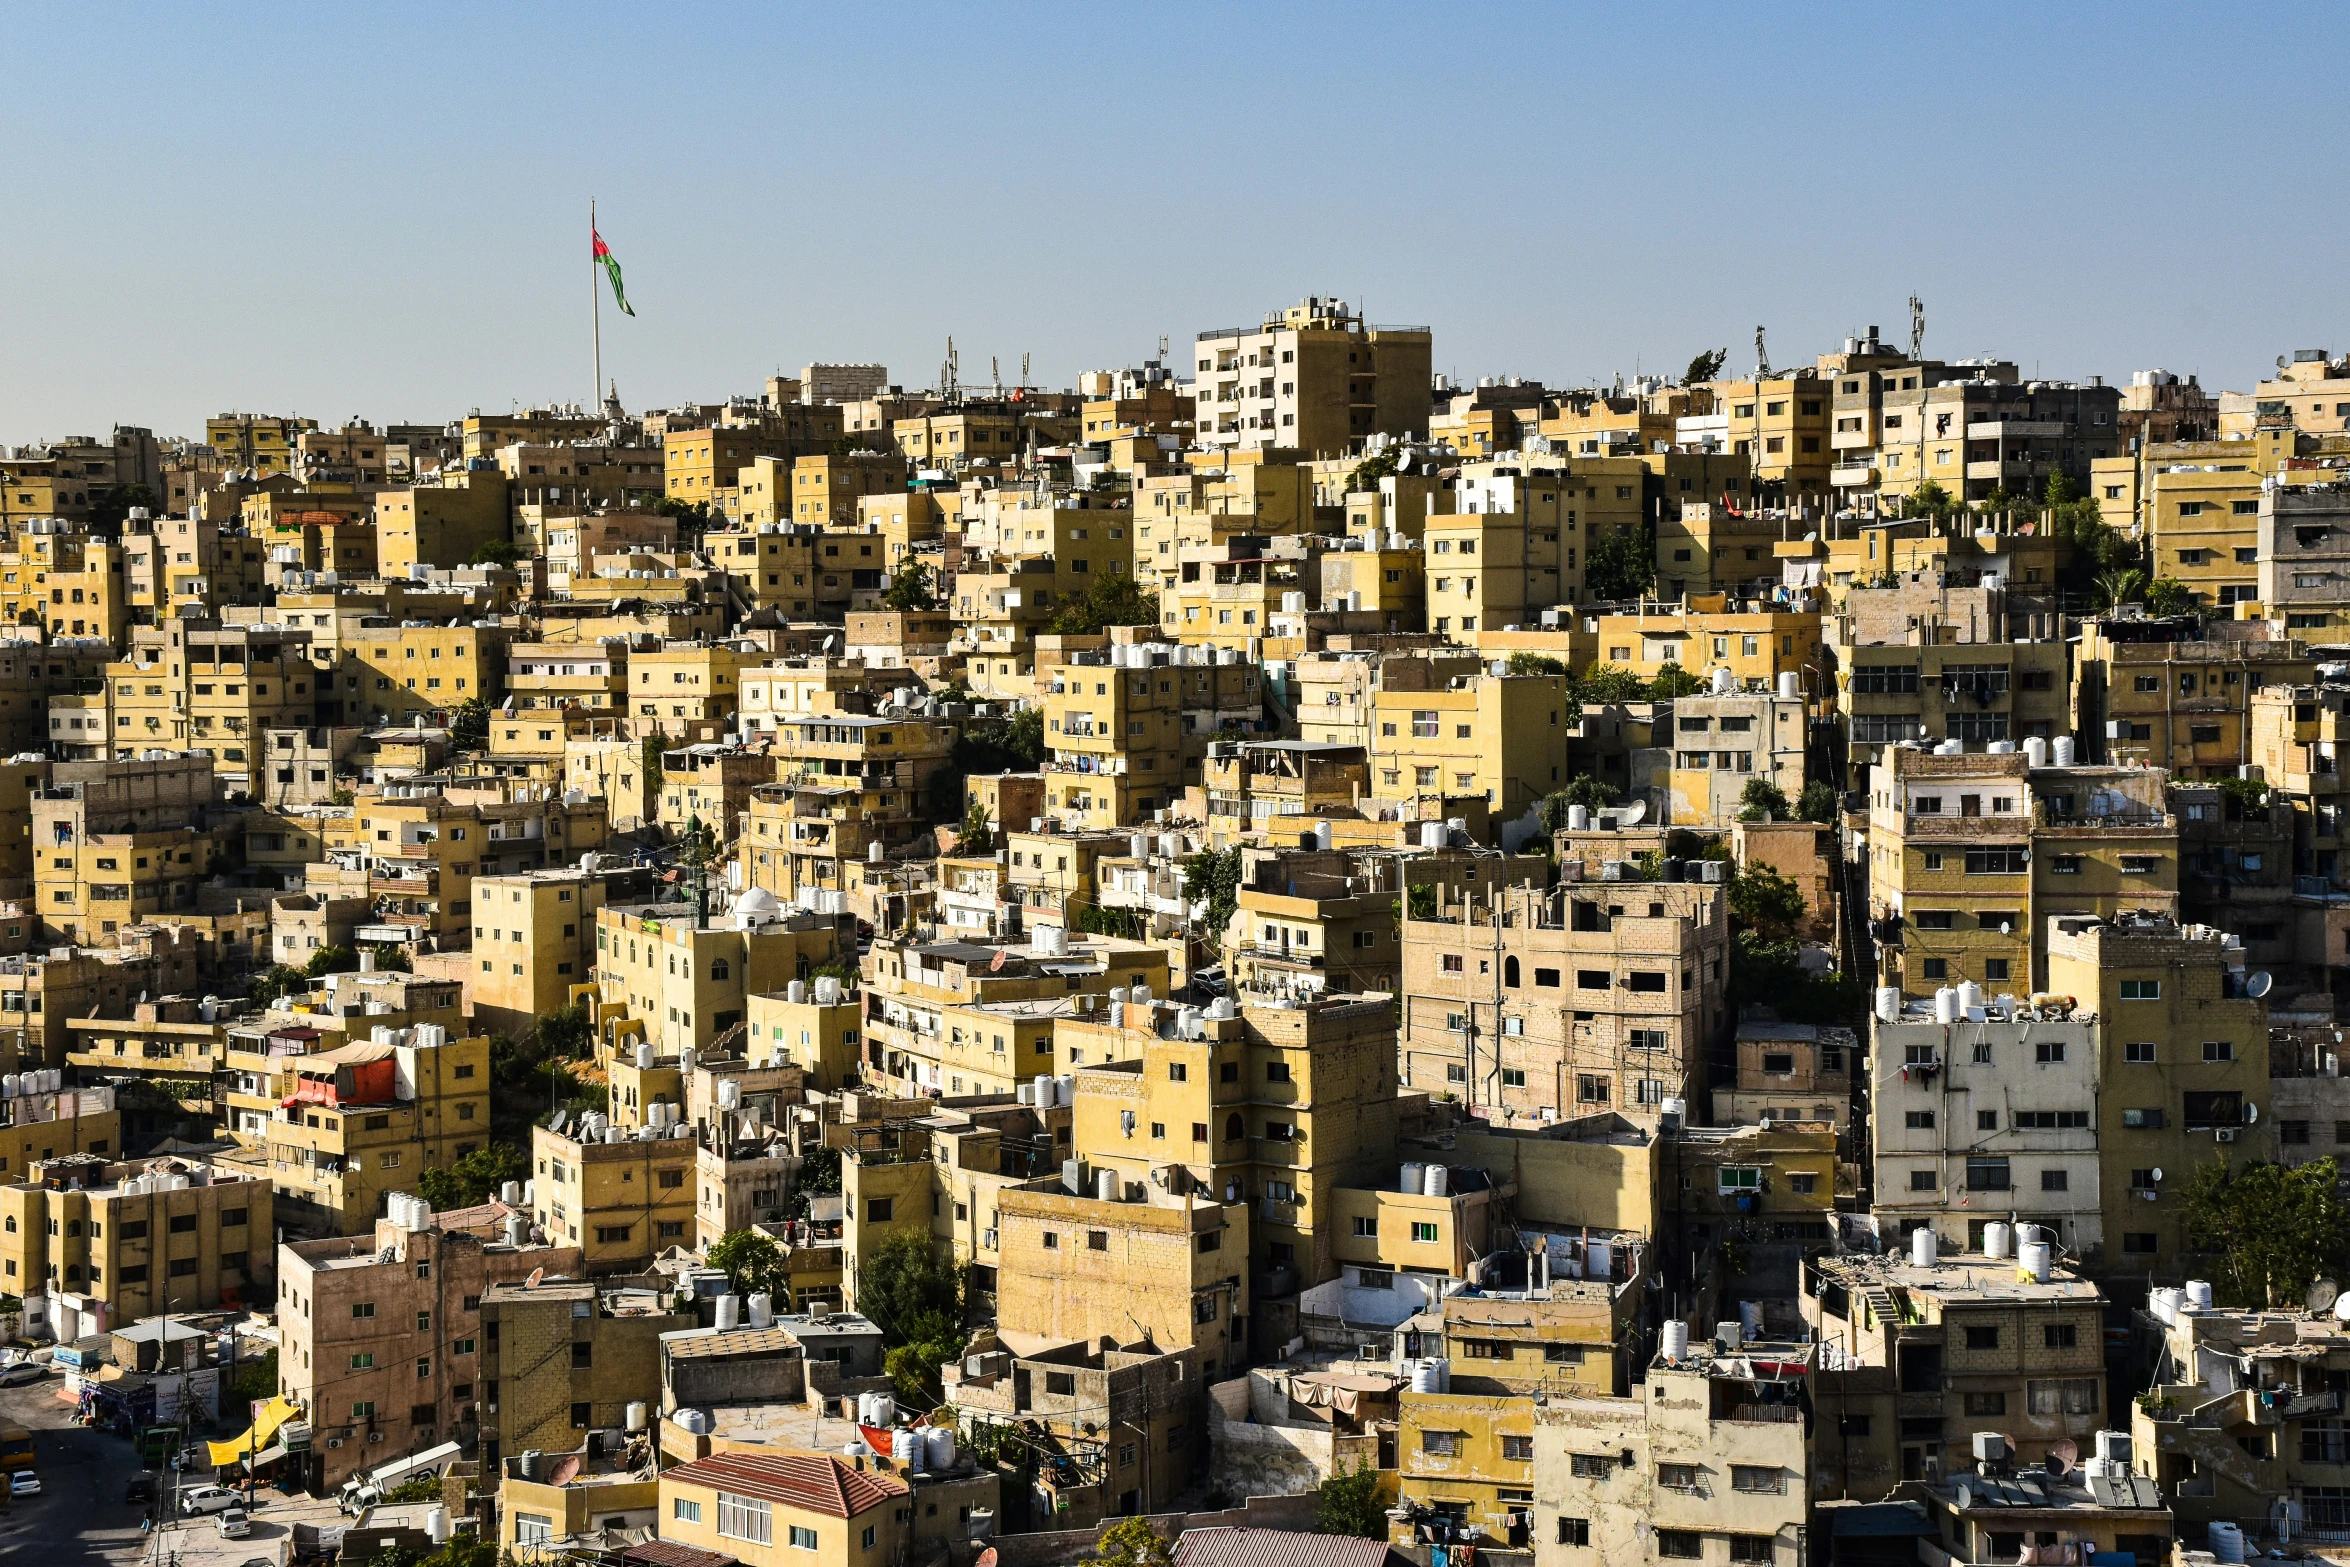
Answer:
2094;567;2146;612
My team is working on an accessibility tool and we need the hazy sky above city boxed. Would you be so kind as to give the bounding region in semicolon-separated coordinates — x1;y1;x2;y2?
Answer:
8;2;2347;443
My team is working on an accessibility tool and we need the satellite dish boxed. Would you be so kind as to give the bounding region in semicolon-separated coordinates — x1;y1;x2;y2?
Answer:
1999;922;2013;936
2050;1438;2079;1473
1954;1480;1973;1512
2247;1102;2260;1124
2151;1168;2164;1184
2334;1293;2350;1324
2247;971;2274;998
2309;1278;2340;1314
525;1267;545;1289
976;1551;999;1567
1619;798;1649;826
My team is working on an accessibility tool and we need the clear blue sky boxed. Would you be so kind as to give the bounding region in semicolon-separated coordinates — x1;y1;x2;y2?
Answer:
7;2;2345;443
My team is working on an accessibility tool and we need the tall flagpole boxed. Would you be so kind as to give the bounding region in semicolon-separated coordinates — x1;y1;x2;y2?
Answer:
591;197;603;412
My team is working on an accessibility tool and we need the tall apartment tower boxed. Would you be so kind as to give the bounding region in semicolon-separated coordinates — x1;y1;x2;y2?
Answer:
1194;298;1431;455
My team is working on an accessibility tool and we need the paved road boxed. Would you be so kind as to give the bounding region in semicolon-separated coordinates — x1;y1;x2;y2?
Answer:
0;1374;149;1565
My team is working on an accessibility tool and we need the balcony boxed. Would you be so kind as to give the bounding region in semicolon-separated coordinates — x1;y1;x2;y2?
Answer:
1830;463;1880;488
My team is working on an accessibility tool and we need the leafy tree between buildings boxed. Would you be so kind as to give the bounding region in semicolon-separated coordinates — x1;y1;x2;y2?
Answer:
2181;1156;2350;1307
226;1347;277;1408
468;539;518;567
1797;782;1839;823
856;1231;966;1406
1724;864;1861;1025
1046;572;1158;637
708;1228;793;1302
2144;576;2195;618
416;1144;527;1211
884;559;938;612
2094;567;2147;612
1582;525;1654;603
1735;778;1791;823
1183;846;1246;942
304;944;359;979
1089;1516;1175;1567
1683;348;1728;385
1345;448;1403;494
786;1144;843;1221
1315;1461;1389;1538
1575;664;1648;703
1647;661;1706;699
957;803;996;855
1728;864;1806;944
450;696;490;750
1542;775;1620;831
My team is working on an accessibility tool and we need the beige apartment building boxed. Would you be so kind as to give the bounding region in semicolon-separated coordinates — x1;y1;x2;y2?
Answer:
1193;297;1431;454
278;1201;579;1489
466;871;608;1040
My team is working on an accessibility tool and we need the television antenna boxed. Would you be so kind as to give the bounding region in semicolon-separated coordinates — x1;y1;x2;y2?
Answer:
940;336;960;401
1754;326;1771;378
1909;295;1925;359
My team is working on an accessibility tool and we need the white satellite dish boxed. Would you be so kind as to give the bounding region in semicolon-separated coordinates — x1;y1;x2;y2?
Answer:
2309;1278;2340;1314
2246;971;2274;998
2247;1102;2260;1124
1619;798;1649;827
1999;922;2013;936
2334;1293;2350;1324
2151;1168;2163;1183
1954;1480;1973;1512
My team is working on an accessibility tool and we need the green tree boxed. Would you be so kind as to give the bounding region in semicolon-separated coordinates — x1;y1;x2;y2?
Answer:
538;1000;593;1058
468;539;519;567
1089;1516;1175;1567
2144;576;2196;618
1647;661;1705;699
2181;1156;2350;1306
883;558;938;612
1797;781;1839;823
304;944;359;979
2218;776;2270;819
1315;1460;1388;1538
1907;479;1959;522
1345;448;1402;494
1004;707;1046;766
1735;778;1790;823
1505;651;1568;676
1045;572;1158;636
88;483;160;531
2094;566;2147;612
1583;526;1654;603
786;1144;843;1221
1183;845;1246;939
227;1346;278;1408
1575;664;1649;703
641;733;668;793
1683;348;1728;386
857;1231;966;1404
366;943;411;973
380;1476;448;1504
415;1144;528;1211
956;803;996;856
449;696;489;750
1728;863;1807;944
1542;776;1620;830
248;964;308;1010
707;1229;793;1301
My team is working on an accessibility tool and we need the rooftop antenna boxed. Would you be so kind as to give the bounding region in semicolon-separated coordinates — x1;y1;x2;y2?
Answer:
1157;334;1169;362
991;355;1001;398
1020;352;1031;389
1754;326;1772;379
1909;295;1925;360
941;336;960;402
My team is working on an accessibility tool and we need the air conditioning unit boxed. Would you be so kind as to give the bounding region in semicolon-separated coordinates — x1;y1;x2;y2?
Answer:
369;1431;386;1442
327;1437;345;1450
2216;1128;2239;1143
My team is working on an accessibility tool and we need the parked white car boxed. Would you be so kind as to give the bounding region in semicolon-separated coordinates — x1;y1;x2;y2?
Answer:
180;1485;241;1516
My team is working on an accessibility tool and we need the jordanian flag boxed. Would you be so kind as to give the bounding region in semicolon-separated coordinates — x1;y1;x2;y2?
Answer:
593;225;635;316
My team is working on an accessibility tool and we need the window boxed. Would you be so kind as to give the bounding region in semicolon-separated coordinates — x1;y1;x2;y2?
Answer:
1658;1463;1700;1490
1729;1538;1774;1565
2041;1170;2070;1192
1501;1435;1534;1461
2045;1323;2079;1348
2283;1121;2312;1145
1965;1326;2001;1350
673;1499;704;1524
2203;1040;2235;1062
1570;1453;1611;1479
1658;1532;1702;1559
1965;848;2027;874
2121;1108;2166;1129
1905;1111;1935;1129
1411;1222;1439;1243
2035;1041;2067;1064
2124;1041;2156;1064
1964;1391;2008;1417
789;1525;819;1550
1421;1431;1461;1456
1352;1216;1377;1238
1967;1156;2011;1191
1558;1518;1591;1547
2027;1379;2100;1416
717;1492;775;1546
1719;1167;1760;1194
867;1198;893;1222
2184;1092;2243;1129
1732;1466;1783;1493
2120;979;2161;1000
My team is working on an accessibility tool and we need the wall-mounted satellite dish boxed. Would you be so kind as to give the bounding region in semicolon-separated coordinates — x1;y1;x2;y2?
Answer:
1954;1481;1973;1512
1619;798;1649;827
2247;971;2274;998
2247;1102;2261;1124
2151;1168;2164;1184
2334;1292;2350;1324
2308;1278;2340;1314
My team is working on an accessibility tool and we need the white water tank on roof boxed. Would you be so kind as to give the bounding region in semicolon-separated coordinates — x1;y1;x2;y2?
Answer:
928;1426;957;1470
1874;987;1900;1022
2024;736;2049;768
635;1042;654;1071
1777;671;1800;700
1400;1162;1426;1195
715;1294;740;1332
1933;987;1960;1024
788;980;808;1004
1711;665;1734;695
1096;1168;1118;1202
717;1080;741;1110
1984;1222;2012;1260
747;1292;773;1329
1661;1320;1691;1361
1567;804;1590;830
2052;736;2077;766
1422;1164;1448;1198
814;976;841;1005
2185;1279;2215;1311
2019;1241;2053;1282
1911;1226;1939;1268
1420;821;1446;849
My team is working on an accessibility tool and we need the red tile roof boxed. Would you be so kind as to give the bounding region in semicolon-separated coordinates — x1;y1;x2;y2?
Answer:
665;1451;908;1518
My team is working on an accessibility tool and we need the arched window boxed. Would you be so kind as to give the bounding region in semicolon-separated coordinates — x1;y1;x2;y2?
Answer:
1504;955;1521;988
711;959;731;981
1225;1113;1246;1144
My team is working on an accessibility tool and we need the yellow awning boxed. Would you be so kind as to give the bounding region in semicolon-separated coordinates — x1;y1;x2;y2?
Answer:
207;1394;300;1468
